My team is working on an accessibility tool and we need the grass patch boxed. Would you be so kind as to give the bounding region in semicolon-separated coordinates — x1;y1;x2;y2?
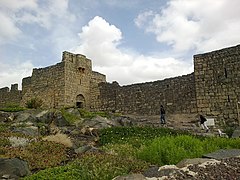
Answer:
137;135;240;166
23;153;149;180
0;123;10;132
99;126;190;146
0;103;26;112
4;140;68;170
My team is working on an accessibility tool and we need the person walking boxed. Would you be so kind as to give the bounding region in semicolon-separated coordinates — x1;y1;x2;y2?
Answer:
199;114;209;132
160;105;166;124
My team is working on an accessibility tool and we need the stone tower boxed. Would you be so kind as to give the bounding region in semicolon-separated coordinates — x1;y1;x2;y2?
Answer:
21;51;106;109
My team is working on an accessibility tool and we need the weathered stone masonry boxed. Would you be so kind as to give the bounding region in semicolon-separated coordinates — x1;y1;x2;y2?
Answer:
194;45;240;125
98;74;197;115
0;84;21;107
0;44;240;125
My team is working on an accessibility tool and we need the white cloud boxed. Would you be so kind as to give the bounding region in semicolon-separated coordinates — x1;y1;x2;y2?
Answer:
73;16;192;85
0;0;75;44
0;12;21;44
135;0;240;53
0;61;33;89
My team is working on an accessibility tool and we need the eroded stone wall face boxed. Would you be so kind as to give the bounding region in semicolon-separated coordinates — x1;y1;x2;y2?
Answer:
194;45;240;125
98;74;197;115
21;63;65;108
89;71;106;110
0;84;22;107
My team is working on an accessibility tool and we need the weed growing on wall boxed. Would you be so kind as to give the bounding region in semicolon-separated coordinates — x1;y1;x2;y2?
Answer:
26;97;43;109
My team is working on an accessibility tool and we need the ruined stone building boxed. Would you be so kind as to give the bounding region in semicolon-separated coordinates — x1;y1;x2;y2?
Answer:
0;51;106;109
0;44;240;125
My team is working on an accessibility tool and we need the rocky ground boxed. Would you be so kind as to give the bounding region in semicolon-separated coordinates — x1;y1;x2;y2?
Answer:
1;109;240;180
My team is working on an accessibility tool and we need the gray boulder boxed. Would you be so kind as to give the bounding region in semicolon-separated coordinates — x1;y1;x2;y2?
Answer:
0;158;31;178
176;158;216;168
35;110;69;127
0;111;11;122
12;126;38;137
66;108;81;117
202;149;240;160
232;127;240;138
81;115;118;129
35;110;52;124
14;112;33;122
113;116;135;127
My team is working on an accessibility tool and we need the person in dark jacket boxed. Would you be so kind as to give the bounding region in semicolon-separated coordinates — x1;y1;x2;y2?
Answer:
160;105;166;124
199;114;209;132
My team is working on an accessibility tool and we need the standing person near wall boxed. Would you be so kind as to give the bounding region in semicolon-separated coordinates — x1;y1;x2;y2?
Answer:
160;105;166;124
199;114;209;132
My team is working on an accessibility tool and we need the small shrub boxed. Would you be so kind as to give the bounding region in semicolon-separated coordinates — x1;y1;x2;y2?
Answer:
42;133;73;148
26;97;43;109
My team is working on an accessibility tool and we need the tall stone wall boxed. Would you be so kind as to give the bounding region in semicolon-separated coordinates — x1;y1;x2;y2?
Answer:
194;44;240;125
21;62;65;108
0;84;22;107
98;74;197;115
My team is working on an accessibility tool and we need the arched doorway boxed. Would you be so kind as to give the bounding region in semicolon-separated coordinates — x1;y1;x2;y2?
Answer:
76;94;85;108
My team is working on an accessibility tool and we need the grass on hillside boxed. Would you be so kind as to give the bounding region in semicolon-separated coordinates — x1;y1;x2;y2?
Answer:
22;126;240;179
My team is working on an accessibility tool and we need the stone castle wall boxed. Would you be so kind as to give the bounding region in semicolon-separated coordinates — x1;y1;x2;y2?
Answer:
0;45;239;125
98;74;197;115
3;51;106;109
194;44;240;125
0;84;22;107
21;62;66;108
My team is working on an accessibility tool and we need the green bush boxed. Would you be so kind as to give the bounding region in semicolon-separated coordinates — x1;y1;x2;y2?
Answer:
24;153;149;180
26;97;43;109
0;103;26;112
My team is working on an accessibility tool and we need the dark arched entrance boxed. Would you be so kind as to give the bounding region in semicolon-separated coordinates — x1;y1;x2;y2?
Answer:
76;94;85;108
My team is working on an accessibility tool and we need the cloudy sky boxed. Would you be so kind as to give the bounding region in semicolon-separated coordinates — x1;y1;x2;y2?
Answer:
1;0;240;89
